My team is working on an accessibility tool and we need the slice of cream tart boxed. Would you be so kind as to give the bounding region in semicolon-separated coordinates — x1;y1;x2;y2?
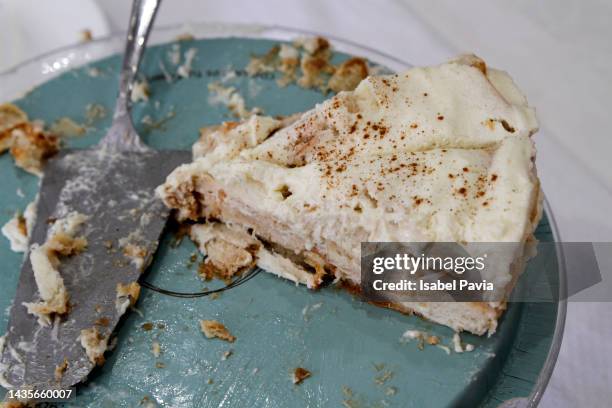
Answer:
157;55;541;336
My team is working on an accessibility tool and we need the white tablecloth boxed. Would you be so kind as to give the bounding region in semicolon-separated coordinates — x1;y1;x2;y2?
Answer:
4;0;612;406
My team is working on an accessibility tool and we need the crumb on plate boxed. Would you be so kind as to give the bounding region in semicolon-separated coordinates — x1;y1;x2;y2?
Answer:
54;358;69;382
200;319;235;342
292;367;311;385
79;327;109;365
116;281;141;315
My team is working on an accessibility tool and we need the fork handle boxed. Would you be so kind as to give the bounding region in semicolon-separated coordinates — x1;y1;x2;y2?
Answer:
99;0;161;151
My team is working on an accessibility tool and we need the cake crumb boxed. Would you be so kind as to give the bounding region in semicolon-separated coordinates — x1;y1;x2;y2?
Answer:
79;327;109;365
328;58;369;93
141;110;176;132
401;329;464;354
50;117;86;138
200;320;236;342
176;33;195;42
54;358;69;382
9;121;59;176
452;332;475;353
292;367;311;385
245;36;368;94
121;242;148;269
245;45;279;76
207;82;262;119
1;199;36;253
221;349;233;360
84;103;107;125
177;48;197;78
131;79;151;103
79;29;93;43
139;396;157;408
400;329;426;350
1;103;60;175
151;341;161;358
23;212;88;326
0;103;28;152
374;370;393;386
115;282;141;315
87;67;102;77
301;302;323;321
426;335;440;345
168;44;181;66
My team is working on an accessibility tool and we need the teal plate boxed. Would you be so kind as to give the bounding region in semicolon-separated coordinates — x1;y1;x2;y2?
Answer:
0;27;565;408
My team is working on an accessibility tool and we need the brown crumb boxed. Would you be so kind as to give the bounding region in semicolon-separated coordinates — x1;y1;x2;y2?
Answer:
328;58;369;93
79;327;108;366
426;335;440;345
10;121;59;176
54;358;69;382
246;36;368;94
141;322;154;331
0;103;28;152
176;33;195;41
122;243;148;265
292;367;311;384
200;319;236;342
47;231;88;256
50;117;86;138
500;119;515;133
152;341;161;358
374;370;394;385
221;350;233;360
116;282;141;307
80;29;93;43
197;237;256;283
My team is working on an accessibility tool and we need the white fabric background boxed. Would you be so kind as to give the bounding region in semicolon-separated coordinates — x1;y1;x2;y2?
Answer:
4;0;612;406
